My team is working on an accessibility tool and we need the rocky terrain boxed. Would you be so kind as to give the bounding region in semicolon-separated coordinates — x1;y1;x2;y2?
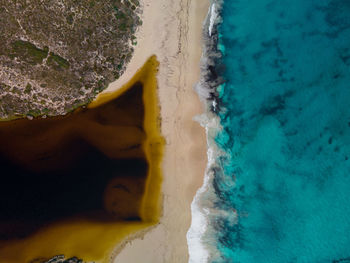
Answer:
0;0;141;119
29;255;89;263
39;255;84;263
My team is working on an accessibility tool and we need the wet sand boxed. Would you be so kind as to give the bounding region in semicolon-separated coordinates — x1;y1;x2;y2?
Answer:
0;0;209;261
99;0;210;261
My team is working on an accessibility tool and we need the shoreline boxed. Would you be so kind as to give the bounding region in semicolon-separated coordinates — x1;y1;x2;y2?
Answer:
188;0;225;261
98;0;210;261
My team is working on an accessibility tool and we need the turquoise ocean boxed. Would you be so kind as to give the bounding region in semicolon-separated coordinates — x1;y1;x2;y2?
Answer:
188;0;350;262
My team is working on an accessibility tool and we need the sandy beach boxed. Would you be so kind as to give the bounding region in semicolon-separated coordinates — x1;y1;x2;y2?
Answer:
100;0;210;261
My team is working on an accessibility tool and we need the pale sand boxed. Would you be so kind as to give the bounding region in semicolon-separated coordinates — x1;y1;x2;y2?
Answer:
100;0;210;261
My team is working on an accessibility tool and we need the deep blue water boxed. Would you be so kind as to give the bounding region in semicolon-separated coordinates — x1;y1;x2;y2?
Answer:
213;0;350;262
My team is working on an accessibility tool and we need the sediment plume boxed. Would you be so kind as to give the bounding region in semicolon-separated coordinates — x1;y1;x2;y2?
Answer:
0;56;163;263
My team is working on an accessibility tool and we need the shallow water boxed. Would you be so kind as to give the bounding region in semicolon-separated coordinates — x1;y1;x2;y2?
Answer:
210;0;350;262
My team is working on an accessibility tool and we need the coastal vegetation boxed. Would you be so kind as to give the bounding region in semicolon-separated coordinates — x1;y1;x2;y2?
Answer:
0;0;142;119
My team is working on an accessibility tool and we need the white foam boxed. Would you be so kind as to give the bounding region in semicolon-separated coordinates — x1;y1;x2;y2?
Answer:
208;3;217;37
187;114;220;263
187;1;224;262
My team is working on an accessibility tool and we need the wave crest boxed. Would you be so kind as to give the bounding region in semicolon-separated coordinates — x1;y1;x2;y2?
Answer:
187;1;226;262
